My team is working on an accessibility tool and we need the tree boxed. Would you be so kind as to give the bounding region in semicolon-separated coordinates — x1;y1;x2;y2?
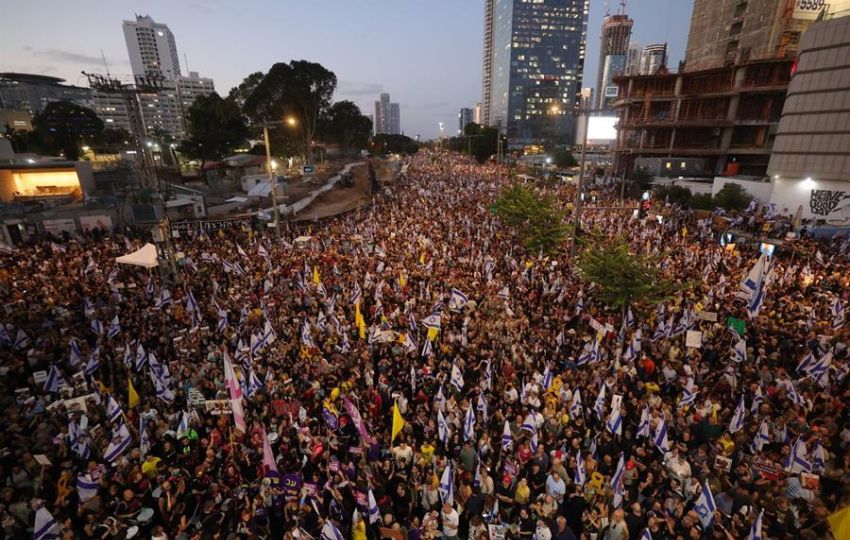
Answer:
243;60;337;164
228;71;265;111
579;234;676;314
552;149;578;169
319;101;372;151
492;183;568;254
30;101;104;160
463;123;502;163
653;185;693;207
178;93;248;170
713;182;753;211
370;134;419;155
690;193;714;210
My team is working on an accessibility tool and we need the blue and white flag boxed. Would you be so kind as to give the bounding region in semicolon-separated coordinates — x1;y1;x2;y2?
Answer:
437;409;450;446
521;413;536;433
606;394;623;436
786;382;806;407
751;385;764;414
107;315;121;339
811;441;825;472
103;423;132;462
301;320;315;349
422;313;441;330
450;363;464;391
786;437;812;473
577;339;601;366
574;449;586;486
477;393;488;423
433;386;446;412
481;360;492;391
729;395;746;434
575;295;584;315
246;368;263;398
530;430;538;453
155;288;172;309
106;395;123;423
44;364;64;393
636;406;651;439
569;390;583;419
640;530;652;540
693;482;717;528
800;350;832;384
439;463;454;505
832;298;845;329
732;338;747;363
747;509;764;540
611;454;625;508
652;317;667;342
90;319;103;336
367;488;380;524
33;506;60;540
497;286;510;301
13;328;30;350
152;371;174;403
750;418;770;454
654;416;670;454
679;387;699;409
622;332;640;363
84;347;100;376
217;309;229;333
741;253;769;319
77;473;99;503
501;420;513;451
542;363;553;390
594;384;606;421
135;342;147;371
463;405;476;441
139;416;150;457
449;288;469;311
320;521;344;540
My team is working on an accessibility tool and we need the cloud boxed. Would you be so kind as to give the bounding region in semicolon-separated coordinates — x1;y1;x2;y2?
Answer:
33;48;129;68
337;80;383;97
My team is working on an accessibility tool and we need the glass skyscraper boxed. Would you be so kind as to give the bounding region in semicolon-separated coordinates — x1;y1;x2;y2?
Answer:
482;0;589;149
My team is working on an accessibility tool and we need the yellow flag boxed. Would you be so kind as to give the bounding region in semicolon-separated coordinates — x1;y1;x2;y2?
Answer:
128;377;139;408
355;302;366;339
399;274;407;287
419;251;426;265
312;266;320;285
828;505;850;540
427;327;439;342
682;226;688;238
392;401;404;442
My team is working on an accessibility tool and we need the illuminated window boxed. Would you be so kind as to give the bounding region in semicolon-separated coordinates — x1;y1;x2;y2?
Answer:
665;162;672;170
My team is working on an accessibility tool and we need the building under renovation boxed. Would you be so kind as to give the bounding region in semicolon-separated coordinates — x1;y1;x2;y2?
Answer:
612;0;831;177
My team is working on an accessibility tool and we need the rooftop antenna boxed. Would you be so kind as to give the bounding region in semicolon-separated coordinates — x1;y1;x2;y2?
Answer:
100;49;110;77
183;52;190;75
620;0;627;15
604;1;610;17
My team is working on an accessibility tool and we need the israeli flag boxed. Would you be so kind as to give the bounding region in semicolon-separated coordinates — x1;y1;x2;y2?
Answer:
750;418;770;454
833;298;845;329
606;394;623;435
622;333;640;363
139;416;150;457
449;288;469;311
438;410;450;446
747;509;764;540
611;454;625;508
575;295;584;315
654;416;670;454
44;364;64;393
693;482;717;528
811;441;825;472
751;385;764;414
77;473;99;502
481;360;492;391
679;388;699;409
477;393;488;423
640;529;653;540
135;342;147;371
85;347;100;376
91;319;103;336
320;521;344;540
451;363;465;391
152;372;174;403
246;368;264;398
786;383;806;407
301;320;315;349
521;413;536;433
367;488;380;524
594;384;606;421
652;317;667;342
530;430;538;453
728;395;746;434
577;339;601;366
104;423;132;462
742;253;769;319
542;363;553;390
501;420;513;451
439;463;453;505
106;395;123;423
13;328;31;350
732;338;747;363
497;286;510;301
569;390;583;419
107;315;121;339
176;411;190;439
786;437;812;473
422;313;441;330
434;386;446;412
636;406;651;439
33;506;60;540
155;288;172;309
574;449;586;486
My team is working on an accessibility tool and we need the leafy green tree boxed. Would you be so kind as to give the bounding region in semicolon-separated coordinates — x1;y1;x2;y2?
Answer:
370;134;419;155
690;193;714;210
319;101;372;151
579;235;676;314
243;60;337;164
654;185;693;206
552;149;578;168
30;101;104;160
713;183;753;211
492;183;568;254
178;93;248;170
463;123;502;163
228;71;265;111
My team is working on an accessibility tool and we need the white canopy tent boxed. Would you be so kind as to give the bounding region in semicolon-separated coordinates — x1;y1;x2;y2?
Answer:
115;243;159;269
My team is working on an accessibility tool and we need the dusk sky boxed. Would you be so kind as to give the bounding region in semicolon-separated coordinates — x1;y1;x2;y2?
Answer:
1;0;693;138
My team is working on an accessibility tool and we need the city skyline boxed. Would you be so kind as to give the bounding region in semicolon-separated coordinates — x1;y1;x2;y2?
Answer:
1;0;693;138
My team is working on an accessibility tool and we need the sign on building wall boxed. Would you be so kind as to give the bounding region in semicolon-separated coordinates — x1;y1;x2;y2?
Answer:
42;218;77;235
793;0;827;20
79;215;113;231
771;178;850;220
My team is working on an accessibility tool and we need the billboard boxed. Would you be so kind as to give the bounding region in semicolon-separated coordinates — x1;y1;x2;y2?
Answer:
576;116;618;145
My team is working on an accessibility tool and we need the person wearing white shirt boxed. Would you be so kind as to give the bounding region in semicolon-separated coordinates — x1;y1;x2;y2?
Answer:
441;503;460;540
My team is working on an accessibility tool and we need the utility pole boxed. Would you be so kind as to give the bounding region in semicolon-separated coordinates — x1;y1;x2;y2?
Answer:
263;124;281;237
571;101;608;258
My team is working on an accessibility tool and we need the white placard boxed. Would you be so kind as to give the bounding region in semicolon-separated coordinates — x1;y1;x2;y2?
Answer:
32;370;48;384
695;311;718;322
685;330;703;349
793;0;826;20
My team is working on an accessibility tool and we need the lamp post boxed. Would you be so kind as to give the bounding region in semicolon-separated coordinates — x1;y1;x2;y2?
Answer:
571;102;608;258
262;116;298;237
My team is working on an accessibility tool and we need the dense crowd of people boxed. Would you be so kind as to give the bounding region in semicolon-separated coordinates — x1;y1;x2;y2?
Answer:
0;153;848;540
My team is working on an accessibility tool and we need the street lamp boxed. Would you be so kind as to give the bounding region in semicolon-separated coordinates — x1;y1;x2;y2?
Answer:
261;118;297;237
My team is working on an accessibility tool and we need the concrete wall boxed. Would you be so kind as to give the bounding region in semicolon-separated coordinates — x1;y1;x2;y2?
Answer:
712;176;774;202
770;176;850;221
